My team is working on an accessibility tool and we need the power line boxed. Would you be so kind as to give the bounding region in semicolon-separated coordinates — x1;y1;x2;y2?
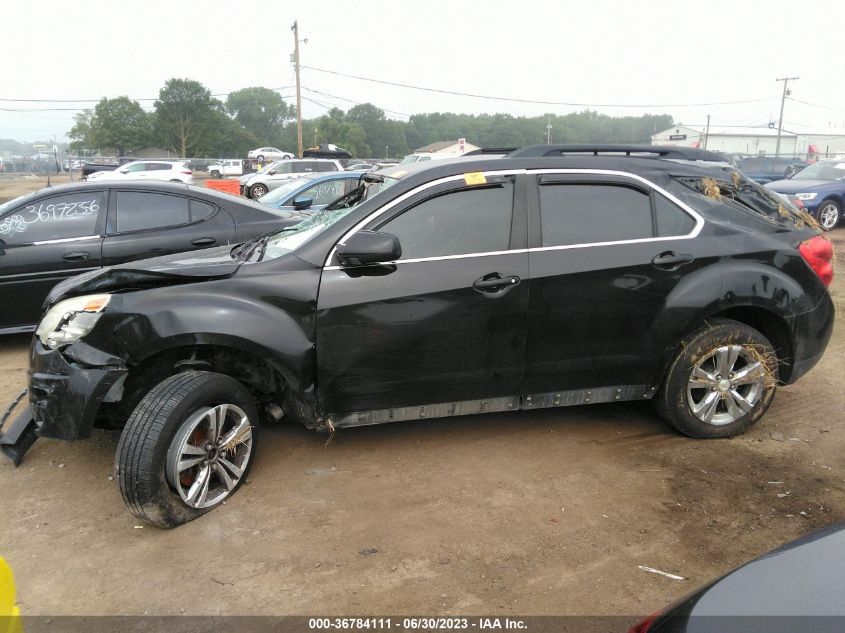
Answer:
787;96;845;113
302;86;411;119
0;86;296;104
302;65;775;108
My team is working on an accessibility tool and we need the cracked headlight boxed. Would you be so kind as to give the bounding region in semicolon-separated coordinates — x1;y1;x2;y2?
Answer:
36;294;111;349
795;193;818;201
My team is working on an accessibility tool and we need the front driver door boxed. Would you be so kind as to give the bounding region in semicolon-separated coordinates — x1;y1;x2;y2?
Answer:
316;172;529;425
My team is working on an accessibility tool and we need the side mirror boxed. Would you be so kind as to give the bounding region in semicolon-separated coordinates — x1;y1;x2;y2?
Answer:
268;170;276;175
336;230;401;266
120;170;129;174
292;195;313;210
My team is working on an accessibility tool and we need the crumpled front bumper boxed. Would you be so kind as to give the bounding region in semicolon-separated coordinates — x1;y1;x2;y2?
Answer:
29;340;127;441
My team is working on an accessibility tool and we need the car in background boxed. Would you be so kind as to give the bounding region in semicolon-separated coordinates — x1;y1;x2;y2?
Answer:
766;159;845;230
208;159;244;179
737;156;807;184
303;143;352;159
258;172;365;212
244;158;344;199
629;522;845;632
399;151;462;164
0;180;304;333
86;160;193;184
346;163;377;171
247;147;293;162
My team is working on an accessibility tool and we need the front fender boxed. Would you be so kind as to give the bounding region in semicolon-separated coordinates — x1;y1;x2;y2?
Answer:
85;267;321;400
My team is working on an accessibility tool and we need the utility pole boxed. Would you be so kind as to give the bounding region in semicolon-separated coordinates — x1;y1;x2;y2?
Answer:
775;76;798;157
291;21;305;158
703;114;711;149
546;118;552;144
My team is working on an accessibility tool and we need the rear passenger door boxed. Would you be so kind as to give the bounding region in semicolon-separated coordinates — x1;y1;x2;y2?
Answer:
523;172;707;405
101;190;235;265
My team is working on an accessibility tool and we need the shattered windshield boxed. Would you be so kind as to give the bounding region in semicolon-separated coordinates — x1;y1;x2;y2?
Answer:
259;175;401;261
261;206;357;260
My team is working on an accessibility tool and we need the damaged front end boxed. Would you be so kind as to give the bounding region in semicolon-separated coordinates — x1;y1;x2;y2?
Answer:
0;338;128;466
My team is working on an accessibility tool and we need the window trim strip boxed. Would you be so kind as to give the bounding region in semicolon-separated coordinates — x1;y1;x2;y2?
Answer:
323;168;704;270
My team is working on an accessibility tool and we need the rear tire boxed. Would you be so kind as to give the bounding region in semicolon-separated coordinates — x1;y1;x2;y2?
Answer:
115;371;258;528
655;318;777;438
817;199;840;231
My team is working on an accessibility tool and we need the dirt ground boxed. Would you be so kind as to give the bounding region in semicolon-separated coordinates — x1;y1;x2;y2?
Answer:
0;174;844;617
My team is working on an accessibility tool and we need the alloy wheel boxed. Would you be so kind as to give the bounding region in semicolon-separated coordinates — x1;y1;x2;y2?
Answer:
165;404;253;509
686;345;767;426
818;202;840;230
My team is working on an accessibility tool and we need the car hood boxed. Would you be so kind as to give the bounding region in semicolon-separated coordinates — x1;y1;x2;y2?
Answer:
766;179;834;193
46;245;242;306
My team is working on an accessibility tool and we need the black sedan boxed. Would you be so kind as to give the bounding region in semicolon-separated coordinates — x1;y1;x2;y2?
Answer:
631;521;845;632
0;180;304;333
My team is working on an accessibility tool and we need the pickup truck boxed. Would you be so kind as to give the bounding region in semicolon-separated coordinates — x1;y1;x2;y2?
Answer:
208;159;244;179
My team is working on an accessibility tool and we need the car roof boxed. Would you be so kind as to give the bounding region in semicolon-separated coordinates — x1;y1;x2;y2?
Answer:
12;180;271;211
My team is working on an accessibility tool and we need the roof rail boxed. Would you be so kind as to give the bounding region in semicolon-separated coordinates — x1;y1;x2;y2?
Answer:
507;144;725;162
462;147;518;156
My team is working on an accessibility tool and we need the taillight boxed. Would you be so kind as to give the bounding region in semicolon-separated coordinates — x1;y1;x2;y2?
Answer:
628;612;659;633
799;235;834;287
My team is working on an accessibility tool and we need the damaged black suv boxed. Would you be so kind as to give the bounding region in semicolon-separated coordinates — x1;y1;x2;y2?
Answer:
1;145;835;527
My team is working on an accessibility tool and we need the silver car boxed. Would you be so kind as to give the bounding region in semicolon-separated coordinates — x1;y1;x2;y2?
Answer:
244;159;344;198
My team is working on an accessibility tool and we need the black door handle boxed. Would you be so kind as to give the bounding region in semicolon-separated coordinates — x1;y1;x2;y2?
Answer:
651;251;694;270
473;273;521;294
191;237;216;247
62;251;90;261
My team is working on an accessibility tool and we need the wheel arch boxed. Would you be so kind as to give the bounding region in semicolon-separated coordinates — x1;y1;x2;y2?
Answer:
96;336;318;431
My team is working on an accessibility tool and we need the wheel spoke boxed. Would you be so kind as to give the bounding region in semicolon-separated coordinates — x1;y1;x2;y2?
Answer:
689;365;717;388
723;390;745;419
219;416;251;452
178;455;206;472
728;388;754;414
732;361;765;386
218;456;244;479
206;405;228;443
693;390;721;422
181;443;206;456
187;464;211;506
715;346;740;377
215;463;236;491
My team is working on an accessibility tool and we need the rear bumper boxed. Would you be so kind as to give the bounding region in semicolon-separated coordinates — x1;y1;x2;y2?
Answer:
784;291;835;384
29;340;127;441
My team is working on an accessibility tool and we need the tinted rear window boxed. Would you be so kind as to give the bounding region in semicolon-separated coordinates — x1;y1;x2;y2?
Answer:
539;184;653;246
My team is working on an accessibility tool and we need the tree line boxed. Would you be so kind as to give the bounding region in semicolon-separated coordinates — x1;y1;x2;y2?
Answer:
68;78;674;159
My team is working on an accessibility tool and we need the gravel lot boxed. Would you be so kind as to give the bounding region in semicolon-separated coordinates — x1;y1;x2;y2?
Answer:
0;176;843;617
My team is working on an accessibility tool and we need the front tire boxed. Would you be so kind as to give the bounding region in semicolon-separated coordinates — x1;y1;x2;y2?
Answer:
817;199;840;231
115;371;258;528
655;319;777;438
210;170;221;179
249;183;268;198
257;155;264;162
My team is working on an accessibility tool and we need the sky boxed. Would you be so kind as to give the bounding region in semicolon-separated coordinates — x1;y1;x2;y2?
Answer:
3;0;844;144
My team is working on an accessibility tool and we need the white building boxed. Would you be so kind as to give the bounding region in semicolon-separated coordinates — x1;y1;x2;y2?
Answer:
413;139;481;154
652;124;845;158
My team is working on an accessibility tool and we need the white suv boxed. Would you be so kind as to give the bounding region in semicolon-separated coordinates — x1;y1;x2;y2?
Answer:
245;159;344;198
87;160;193;184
